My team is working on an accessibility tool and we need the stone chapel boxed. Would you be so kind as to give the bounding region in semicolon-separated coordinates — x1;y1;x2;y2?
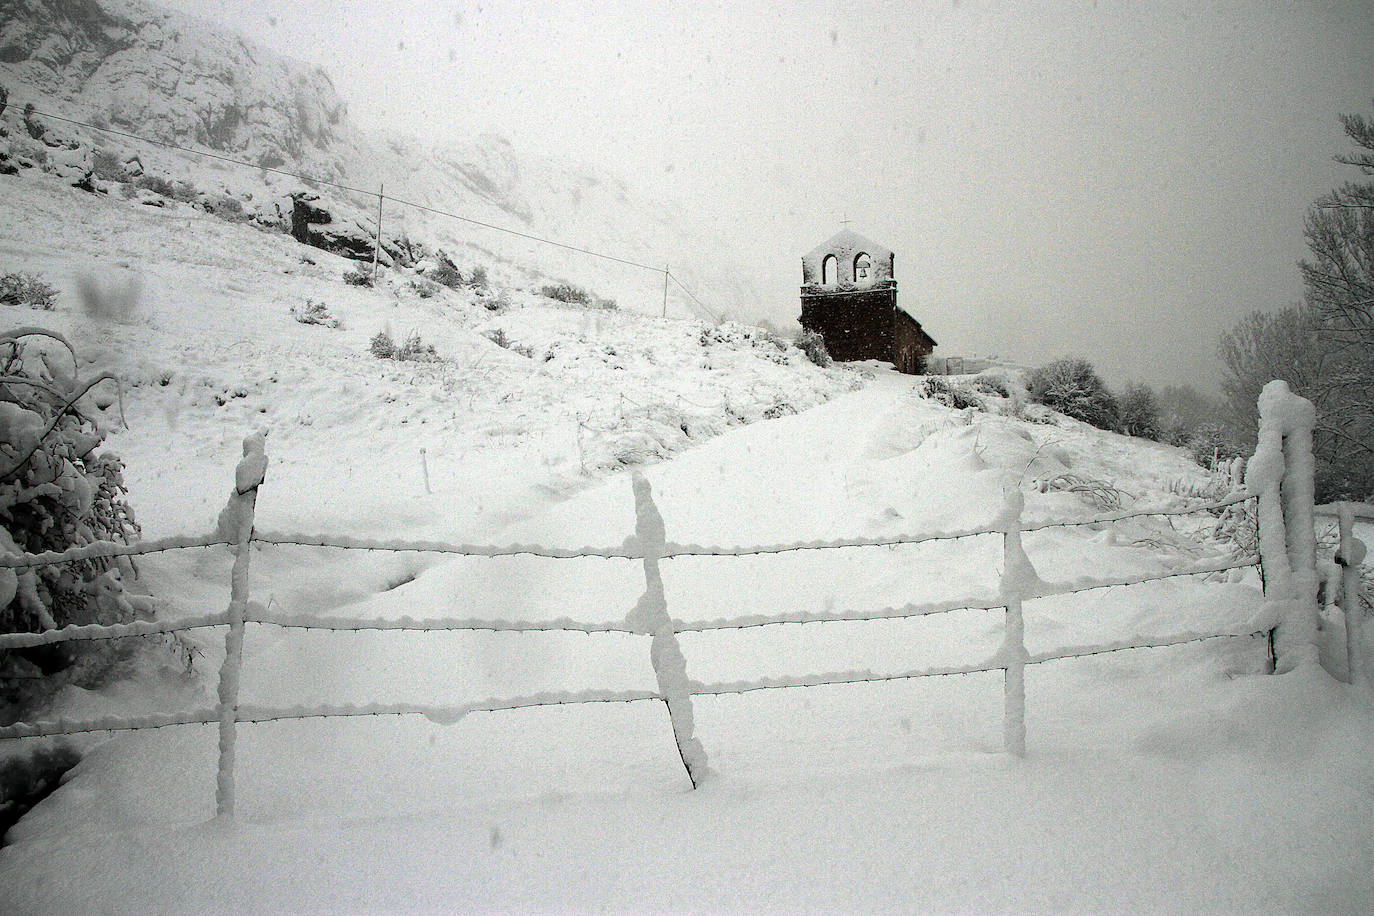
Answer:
798;229;936;374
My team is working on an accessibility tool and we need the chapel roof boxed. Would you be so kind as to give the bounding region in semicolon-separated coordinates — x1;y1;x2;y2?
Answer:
804;229;892;261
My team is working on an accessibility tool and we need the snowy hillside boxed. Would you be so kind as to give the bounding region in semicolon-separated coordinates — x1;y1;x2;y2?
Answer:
2;310;1372;911
0;172;853;544
0;0;760;321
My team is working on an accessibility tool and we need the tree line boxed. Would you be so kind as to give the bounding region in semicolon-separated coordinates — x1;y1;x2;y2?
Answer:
1027;104;1374;503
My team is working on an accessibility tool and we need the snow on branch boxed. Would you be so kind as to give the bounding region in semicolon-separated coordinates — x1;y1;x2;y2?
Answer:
0;611;228;649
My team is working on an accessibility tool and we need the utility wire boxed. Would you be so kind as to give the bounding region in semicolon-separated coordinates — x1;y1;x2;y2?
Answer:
11;101;724;298
668;271;722;323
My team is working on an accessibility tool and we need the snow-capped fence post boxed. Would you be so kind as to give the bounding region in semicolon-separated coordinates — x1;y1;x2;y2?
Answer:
214;431;268;819
1247;380;1320;674
626;472;710;788
998;485;1034;757
1336;503;1368;685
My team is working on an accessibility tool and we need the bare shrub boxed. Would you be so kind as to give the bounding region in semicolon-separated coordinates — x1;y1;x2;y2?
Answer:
429;261;463;290
91;148;126;182
540;283;591;305
343;264;374;287
482;328;532;356
405;278;439;299
397;332;439;361
135;174;175;198
0;273;57;310
290;299;341;328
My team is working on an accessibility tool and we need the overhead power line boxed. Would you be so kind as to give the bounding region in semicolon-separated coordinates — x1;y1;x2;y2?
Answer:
10;101;728;319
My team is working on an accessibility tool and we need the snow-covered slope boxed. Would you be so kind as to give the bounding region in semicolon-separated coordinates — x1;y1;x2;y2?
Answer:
3;350;1372;914
0;0;759;320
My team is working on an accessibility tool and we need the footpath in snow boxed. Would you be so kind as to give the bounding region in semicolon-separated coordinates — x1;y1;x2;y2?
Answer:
2;370;1373;914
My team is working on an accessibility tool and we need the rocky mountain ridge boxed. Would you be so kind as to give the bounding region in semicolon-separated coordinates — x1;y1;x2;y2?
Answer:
0;0;758;319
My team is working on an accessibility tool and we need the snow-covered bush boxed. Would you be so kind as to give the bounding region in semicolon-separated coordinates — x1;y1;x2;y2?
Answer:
405;278;439;299
0;328;146;681
1117;382;1162;440
134;174;175;198
972;374;1010;398
397;332;439;361
290;299;341;328
1185;422;1239;469
91;148;127;182
370;329;438;361
483;328;533;357
1029;357;1119;430
428;259;464;290
540;282;591;305
468;264;489;289
922;377;984;411
343;264;374;287
369;329;395;359
795;328;831;367
0;273;57;310
476;288;511;311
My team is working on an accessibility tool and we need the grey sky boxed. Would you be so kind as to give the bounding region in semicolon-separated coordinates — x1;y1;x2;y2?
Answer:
160;0;1374;390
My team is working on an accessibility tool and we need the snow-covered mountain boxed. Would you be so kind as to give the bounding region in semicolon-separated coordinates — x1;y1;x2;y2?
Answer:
0;0;760;320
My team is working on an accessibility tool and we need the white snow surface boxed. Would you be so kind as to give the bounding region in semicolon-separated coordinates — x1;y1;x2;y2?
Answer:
0;174;1372;912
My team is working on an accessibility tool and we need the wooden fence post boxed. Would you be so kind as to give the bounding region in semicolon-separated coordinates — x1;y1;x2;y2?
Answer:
626;473;710;788
999;486;1033;757
215;432;268;819
1337;504;1367;685
1251;381;1320;673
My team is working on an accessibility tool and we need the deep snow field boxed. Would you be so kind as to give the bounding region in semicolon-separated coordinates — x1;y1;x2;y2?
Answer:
2;171;1373;914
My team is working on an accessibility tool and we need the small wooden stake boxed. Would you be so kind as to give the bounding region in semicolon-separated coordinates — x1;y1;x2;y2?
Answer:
371;184;384;284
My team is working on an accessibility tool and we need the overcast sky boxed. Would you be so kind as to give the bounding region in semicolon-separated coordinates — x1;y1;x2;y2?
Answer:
161;0;1374;391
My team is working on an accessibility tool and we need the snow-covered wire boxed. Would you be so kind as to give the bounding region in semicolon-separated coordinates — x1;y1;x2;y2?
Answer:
234;690;664;725
687;659;1004;697
0;532;231;569
1033;556;1261;597
0;612;228;649
1018;489;1256;531
0;707;221;740
671;595;1008;632
247;610;641;634
1025;626;1275;665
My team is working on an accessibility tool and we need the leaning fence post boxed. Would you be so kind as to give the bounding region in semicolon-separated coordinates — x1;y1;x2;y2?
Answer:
626;473;710;788
214;432;268;820
1337;504;1367;686
998;485;1034;757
